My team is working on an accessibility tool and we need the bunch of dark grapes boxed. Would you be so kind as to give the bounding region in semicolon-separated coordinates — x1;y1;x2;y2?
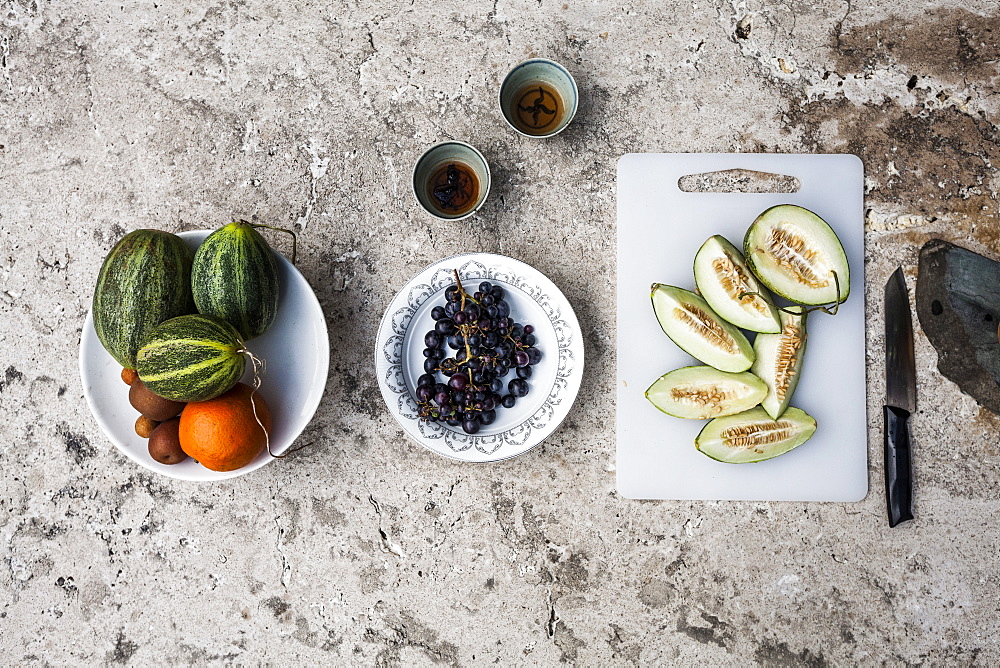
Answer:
416;271;542;435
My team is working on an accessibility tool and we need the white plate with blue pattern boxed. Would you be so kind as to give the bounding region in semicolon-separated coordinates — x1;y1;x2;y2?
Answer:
375;253;583;462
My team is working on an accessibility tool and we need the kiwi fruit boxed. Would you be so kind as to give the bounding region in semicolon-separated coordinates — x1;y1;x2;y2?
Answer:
129;378;185;421
134;416;159;438
148;417;186;465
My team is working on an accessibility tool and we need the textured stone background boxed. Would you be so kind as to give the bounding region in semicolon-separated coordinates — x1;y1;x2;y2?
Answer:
2;0;999;664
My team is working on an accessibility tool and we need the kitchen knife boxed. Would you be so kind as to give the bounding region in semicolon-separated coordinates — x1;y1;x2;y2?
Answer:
884;267;916;527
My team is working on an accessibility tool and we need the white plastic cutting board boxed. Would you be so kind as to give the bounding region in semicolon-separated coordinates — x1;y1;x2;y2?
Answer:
616;154;867;501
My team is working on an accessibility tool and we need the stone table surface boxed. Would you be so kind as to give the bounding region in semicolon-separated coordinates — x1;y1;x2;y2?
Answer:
2;0;999;664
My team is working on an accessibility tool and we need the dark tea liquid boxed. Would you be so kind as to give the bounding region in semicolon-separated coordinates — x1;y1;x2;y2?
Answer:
511;82;564;135
428;162;480;216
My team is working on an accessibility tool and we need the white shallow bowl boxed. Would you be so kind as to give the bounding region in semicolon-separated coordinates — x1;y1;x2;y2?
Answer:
376;252;584;463
79;229;330;482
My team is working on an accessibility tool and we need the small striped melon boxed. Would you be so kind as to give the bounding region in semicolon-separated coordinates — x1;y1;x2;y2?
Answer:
92;229;195;368
192;221;279;341
136;314;246;402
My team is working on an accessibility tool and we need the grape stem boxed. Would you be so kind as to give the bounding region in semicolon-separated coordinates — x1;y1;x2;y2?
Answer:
454;269;466;311
450;270;478;366
451;268;484;306
463;331;473;363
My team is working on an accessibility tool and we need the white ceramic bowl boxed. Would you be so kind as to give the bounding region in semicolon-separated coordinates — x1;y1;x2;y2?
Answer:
79;229;329;481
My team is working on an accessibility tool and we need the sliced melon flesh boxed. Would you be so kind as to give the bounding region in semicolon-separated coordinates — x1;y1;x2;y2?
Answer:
645;366;767;419
752;307;808;419
694;235;781;333
651;284;755;372
744;205;850;305
695;406;817;464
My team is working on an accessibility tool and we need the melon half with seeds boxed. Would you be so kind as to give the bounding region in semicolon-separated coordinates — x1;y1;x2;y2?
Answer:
650;284;755;372
695;406;817;464
694;235;781;333
645;366;766;419
744;205;850;305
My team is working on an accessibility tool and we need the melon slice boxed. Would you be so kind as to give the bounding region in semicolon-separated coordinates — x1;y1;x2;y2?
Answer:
744;205;850;305
650;284;755;372
752;306;808;419
695;406;817;464
694;235;781;333
646;366;767;419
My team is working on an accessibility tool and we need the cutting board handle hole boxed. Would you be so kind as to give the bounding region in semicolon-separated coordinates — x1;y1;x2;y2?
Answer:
677;169;801;194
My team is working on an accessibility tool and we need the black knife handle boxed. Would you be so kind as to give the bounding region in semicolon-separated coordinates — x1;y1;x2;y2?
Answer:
884;405;914;527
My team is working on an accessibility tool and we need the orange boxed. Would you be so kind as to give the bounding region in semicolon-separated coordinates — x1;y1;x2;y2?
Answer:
178;382;273;472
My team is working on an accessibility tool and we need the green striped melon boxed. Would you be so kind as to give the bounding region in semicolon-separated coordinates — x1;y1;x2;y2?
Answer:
92;229;195;368
192;221;279;340
136;314;246;402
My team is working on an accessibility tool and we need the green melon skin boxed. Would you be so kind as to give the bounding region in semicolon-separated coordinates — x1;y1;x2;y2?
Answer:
645;365;767;420
192;221;279;341
744;204;850;306
650;284;755;373
136;314;246;402
695;406;817;464
92;229;195;368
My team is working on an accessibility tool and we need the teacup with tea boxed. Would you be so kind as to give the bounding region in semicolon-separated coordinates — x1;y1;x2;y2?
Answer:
499;59;579;138
412;141;491;220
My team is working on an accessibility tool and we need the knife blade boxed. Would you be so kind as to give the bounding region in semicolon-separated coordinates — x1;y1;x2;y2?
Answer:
884;267;916;527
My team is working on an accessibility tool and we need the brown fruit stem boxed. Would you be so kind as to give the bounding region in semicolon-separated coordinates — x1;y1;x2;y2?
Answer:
739;270;846;316
453;269;467;312
239;219;298;265
237;346;310;460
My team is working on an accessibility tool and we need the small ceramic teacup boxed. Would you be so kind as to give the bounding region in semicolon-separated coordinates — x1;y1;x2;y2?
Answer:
412;141;491;220
499;58;579;138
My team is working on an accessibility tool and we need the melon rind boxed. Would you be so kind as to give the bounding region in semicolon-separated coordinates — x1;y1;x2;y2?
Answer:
92;230;195;368
192;222;279;341
136;314;246;402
